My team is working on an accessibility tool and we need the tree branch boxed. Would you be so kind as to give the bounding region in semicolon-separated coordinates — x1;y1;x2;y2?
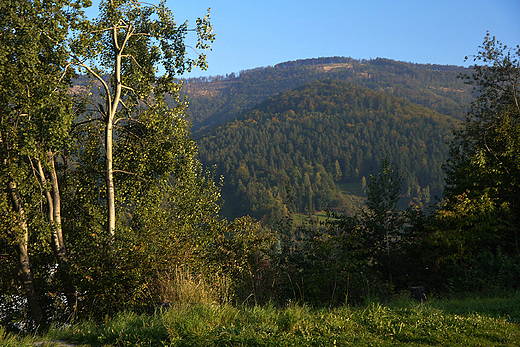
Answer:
119;23;135;53
74;61;113;115
121;54;144;70
72;117;102;129
110;169;149;181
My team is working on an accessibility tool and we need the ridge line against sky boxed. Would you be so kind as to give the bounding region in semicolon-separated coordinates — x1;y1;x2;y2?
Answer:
84;0;520;78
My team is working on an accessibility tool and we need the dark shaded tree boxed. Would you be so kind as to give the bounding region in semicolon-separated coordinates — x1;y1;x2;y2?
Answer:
442;33;520;256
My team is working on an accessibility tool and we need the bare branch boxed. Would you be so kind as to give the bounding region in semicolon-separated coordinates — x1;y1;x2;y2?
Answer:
121;54;144;70
131;32;155;37
120;84;137;93
119;23;135;53
53;62;74;93
137;1;158;8
72;117;103;129
89;27;116;34
113;25;120;51
110;169;149;182
113;100;131;123
483;131;510;175
74;61;113;115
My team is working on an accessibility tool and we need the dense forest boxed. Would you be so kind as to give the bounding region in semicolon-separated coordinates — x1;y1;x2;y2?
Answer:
196;80;458;222
72;57;475;224
182;57;474;133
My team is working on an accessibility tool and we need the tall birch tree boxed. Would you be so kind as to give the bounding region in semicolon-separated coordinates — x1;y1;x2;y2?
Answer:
70;0;214;237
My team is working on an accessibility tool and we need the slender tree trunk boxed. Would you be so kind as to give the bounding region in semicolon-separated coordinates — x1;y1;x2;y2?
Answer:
6;180;45;329
105;26;123;238
37;153;77;311
106;119;116;237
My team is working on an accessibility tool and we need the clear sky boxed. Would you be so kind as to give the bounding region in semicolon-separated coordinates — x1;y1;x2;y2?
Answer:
85;0;520;78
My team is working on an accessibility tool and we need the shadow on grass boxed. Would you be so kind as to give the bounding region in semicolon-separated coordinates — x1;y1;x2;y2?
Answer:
428;291;520;323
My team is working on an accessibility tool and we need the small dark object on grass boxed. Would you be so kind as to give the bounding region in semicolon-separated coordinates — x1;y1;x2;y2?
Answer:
411;286;427;302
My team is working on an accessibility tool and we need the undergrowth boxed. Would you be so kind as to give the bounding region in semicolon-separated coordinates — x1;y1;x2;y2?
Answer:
34;292;520;347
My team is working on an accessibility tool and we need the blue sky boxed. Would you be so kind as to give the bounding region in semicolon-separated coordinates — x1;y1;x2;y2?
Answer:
85;0;520;78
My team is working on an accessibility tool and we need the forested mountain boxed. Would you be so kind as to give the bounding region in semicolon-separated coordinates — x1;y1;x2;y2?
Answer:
73;57;471;222
196;80;459;222
182;57;473;133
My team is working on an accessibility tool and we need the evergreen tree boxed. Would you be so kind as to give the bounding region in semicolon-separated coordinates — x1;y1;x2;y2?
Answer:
360;159;405;272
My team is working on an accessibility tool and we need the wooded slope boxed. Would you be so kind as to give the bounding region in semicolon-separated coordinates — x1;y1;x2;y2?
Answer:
183;57;472;134
196;80;459;221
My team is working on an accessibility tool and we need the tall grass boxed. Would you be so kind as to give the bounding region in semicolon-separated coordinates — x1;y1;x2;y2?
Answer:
0;326;38;346
44;293;520;346
158;267;232;305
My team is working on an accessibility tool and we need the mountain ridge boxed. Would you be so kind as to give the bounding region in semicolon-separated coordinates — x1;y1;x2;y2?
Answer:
71;56;473;222
182;57;473;134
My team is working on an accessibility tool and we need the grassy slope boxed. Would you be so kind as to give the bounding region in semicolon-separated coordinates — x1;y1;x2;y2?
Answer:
291;182;366;226
22;292;519;346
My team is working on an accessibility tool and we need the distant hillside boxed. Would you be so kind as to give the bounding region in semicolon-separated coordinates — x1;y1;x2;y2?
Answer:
71;57;471;222
183;57;473;134
196;80;459;222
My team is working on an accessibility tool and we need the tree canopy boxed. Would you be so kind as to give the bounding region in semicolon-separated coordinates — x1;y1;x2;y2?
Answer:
441;33;520;257
196;80;457;222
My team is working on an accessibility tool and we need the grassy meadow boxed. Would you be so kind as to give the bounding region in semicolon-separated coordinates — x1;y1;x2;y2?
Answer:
3;291;518;346
291;182;366;226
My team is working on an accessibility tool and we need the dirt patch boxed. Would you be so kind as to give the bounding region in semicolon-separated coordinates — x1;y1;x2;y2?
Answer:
319;63;353;72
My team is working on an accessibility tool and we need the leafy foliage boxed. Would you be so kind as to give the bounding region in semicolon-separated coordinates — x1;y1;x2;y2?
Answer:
0;0;87;329
60;0;220;317
405;34;520;294
439;34;520;262
2;4;519;334
0;0;225;327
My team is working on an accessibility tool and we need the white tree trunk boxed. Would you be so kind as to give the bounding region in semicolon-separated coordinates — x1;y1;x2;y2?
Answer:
105;26;124;238
106;119;116;237
37;153;76;309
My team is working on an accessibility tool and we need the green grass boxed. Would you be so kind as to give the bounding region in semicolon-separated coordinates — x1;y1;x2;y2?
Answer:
36;293;520;346
428;291;520;323
0;326;40;346
291;182;366;226
336;181;366;197
292;211;330;225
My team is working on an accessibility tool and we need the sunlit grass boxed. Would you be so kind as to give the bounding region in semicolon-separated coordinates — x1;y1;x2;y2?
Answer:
292;211;330;225
41;293;520;346
0;326;38;346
